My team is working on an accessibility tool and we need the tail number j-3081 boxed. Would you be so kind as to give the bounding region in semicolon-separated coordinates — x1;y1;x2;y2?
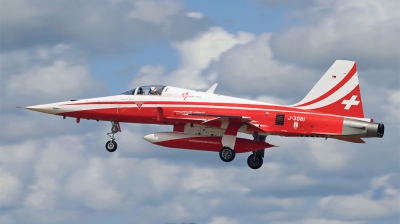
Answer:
288;116;306;121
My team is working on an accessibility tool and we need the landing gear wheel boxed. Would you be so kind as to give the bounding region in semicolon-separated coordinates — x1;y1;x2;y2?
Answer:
247;154;263;169
219;147;235;162
105;140;118;152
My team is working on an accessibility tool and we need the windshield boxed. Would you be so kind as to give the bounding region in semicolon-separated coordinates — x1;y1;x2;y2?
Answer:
121;88;136;95
121;85;165;95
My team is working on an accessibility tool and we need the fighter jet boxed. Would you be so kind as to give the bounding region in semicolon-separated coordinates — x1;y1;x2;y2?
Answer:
25;60;384;169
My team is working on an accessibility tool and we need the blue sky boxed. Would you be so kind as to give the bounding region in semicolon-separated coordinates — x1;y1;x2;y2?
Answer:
1;0;399;224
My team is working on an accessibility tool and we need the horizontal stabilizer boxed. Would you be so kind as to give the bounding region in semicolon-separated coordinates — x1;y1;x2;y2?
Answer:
332;136;365;143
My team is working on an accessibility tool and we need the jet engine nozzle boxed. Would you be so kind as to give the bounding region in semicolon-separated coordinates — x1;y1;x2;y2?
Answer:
366;122;385;138
377;123;384;138
343;119;385;138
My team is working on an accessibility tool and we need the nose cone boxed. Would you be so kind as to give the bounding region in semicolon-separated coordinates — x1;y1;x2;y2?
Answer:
25;104;57;114
143;133;158;143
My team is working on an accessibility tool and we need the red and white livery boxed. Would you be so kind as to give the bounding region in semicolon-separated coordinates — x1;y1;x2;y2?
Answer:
26;60;384;169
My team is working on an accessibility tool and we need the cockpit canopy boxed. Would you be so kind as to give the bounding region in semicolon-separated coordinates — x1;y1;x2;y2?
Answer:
121;85;166;96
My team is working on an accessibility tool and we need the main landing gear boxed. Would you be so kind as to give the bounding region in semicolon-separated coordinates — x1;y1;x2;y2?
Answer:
218;122;241;163
247;153;263;169
219;147;235;162
247;132;266;169
219;146;264;169
105;121;119;152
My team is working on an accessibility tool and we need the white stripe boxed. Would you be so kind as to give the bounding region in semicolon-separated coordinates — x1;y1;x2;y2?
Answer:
55;102;371;122
296;72;359;110
295;60;355;105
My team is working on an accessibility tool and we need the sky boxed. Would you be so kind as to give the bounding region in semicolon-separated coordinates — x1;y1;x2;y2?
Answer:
0;0;399;223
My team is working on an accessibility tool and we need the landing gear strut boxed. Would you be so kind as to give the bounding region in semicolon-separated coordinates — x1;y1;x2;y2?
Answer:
105;121;119;152
219;122;241;162
247;132;266;169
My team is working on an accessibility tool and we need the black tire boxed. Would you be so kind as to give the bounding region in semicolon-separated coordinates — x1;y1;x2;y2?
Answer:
105;140;118;152
219;147;235;162
247;154;263;169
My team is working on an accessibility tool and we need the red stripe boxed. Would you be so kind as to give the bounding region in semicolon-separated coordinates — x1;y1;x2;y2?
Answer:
64;101;302;111
61;100;351;116
62;101;316;113
296;63;357;107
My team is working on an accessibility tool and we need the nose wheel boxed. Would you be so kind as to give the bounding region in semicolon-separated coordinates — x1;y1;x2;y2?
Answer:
106;140;117;152
105;121;119;152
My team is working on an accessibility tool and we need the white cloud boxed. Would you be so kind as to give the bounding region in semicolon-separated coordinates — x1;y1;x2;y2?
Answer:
0;0;43;25
0;124;398;223
187;12;204;19
209;33;317;100
318;173;400;220
171;27;255;79
384;89;400;121
23;135;86;210
273;219;363;224
130;27;255;89
1;45;105;109
128;27;326;103
1;0;211;53
181;167;250;194
7;60;88;96
149;160;180;191
129;0;182;24
0;168;21;208
319;195;393;220
129;65;167;88
181;168;219;193
66;157;124;210
271;0;400;69
209;216;238;224
307;140;349;171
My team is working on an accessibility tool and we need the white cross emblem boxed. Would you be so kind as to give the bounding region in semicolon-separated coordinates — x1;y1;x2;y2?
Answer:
341;95;360;110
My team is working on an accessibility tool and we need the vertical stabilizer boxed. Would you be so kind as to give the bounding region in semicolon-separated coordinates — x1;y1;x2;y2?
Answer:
293;60;365;118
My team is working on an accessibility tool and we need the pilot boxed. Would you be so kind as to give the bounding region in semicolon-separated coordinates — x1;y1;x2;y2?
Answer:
149;87;158;95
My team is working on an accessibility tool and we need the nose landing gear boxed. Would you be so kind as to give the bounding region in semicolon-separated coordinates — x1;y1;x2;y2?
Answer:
105;121;119;152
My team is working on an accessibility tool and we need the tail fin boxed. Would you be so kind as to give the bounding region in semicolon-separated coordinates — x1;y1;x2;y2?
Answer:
294;60;365;118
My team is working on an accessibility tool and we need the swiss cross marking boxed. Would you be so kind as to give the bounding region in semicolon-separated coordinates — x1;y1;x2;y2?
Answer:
341;95;360;110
